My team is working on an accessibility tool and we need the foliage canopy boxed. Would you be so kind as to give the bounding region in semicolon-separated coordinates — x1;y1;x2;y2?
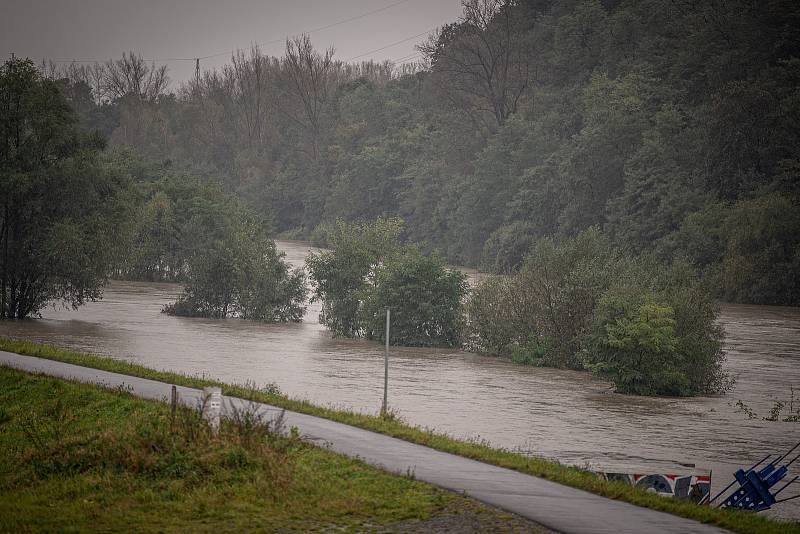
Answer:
0;58;129;318
307;218;467;347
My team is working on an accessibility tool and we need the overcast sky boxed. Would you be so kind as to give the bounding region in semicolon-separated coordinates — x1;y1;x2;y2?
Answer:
1;0;463;86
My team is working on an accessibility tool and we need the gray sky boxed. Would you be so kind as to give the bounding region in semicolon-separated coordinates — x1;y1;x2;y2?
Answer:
2;0;463;86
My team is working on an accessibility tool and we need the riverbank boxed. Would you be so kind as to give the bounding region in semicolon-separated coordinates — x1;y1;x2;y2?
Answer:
0;364;548;533
1;338;796;534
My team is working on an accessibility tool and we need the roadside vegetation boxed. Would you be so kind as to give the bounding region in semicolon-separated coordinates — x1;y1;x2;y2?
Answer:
0;365;545;533
1;338;797;534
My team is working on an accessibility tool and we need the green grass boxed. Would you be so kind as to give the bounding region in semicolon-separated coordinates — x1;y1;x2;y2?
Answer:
0;365;542;533
1;337;798;534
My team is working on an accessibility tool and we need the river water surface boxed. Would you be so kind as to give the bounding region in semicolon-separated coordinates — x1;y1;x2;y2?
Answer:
2;240;799;520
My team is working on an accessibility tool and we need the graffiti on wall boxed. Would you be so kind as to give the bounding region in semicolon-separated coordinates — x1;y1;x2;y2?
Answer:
597;472;712;503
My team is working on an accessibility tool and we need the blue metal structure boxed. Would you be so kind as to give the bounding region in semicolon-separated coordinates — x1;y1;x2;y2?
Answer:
710;441;800;512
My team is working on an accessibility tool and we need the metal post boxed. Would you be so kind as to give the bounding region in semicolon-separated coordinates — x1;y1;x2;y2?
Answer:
382;308;390;414
170;385;177;424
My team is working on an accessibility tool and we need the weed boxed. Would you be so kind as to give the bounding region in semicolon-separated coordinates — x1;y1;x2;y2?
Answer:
379;405;404;423
733;391;800;423
18;397;75;450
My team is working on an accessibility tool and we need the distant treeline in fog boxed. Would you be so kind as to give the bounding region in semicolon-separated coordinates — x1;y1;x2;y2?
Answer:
43;0;800;305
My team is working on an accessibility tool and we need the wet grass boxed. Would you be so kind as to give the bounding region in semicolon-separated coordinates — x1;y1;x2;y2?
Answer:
0;365;543;533
1;337;798;534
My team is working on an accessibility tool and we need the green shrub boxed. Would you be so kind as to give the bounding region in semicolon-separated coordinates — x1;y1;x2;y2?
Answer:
468;228;619;368
481;221;538;274
584;259;729;396
164;218;306;322
306;217;404;337
587;294;689;395
307;218;466;347
464;275;532;356
467;230;729;396
674;193;800;306
360;248;468;347
510;338;552;365
720;193;800;305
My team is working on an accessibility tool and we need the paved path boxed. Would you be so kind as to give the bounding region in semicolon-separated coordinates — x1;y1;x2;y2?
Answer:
0;351;730;534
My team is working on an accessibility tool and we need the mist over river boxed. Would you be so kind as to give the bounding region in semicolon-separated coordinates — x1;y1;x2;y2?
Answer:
2;240;799;520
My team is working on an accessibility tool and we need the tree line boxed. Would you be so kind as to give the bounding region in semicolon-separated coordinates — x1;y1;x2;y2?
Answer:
38;0;799;306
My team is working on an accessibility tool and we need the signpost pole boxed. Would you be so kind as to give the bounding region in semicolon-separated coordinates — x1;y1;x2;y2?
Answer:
382;308;390;415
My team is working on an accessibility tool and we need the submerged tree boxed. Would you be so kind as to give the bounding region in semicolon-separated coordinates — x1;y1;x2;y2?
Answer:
0;58;129;319
467;230;729;396
306;218;467;347
163;214;306;323
306;217;404;337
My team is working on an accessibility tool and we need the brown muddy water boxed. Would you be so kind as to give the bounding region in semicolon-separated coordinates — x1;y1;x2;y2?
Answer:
2;240;799;520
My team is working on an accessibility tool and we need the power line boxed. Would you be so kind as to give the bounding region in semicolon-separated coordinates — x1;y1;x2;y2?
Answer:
199;0;412;59
38;24;436;71
391;51;423;62
346;28;435;62
398;55;423;65
25;0;415;65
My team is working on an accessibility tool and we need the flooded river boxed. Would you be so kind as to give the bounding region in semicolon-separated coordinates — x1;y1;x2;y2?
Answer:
2;240;799;520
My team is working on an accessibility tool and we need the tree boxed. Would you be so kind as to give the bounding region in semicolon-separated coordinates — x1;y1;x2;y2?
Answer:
585;261;729;396
587;296;689;396
306;217;403;337
0;58;129;318
420;0;534;128
719;193;800;305
164;216;306;322
307;218;466;347
282;35;337;159
102;52;169;103
360;248;468;347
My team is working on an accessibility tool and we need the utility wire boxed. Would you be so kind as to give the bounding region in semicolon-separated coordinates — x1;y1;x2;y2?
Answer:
346;28;435;62
391;51;422;62
45;24;435;68
199;0;412;59
398;55;423;65
29;0;414;65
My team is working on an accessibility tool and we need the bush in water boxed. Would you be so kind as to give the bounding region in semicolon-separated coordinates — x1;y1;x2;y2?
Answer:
467;229;729;396
467;228;619;369
306;218;467;348
306;217;404;337
359;247;468;347
164;218;306;322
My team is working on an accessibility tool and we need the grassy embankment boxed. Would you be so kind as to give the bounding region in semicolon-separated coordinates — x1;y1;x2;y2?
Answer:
0;365;545;532
1;337;798;534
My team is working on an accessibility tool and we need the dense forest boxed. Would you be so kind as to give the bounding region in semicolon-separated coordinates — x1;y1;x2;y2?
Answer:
37;0;799;306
